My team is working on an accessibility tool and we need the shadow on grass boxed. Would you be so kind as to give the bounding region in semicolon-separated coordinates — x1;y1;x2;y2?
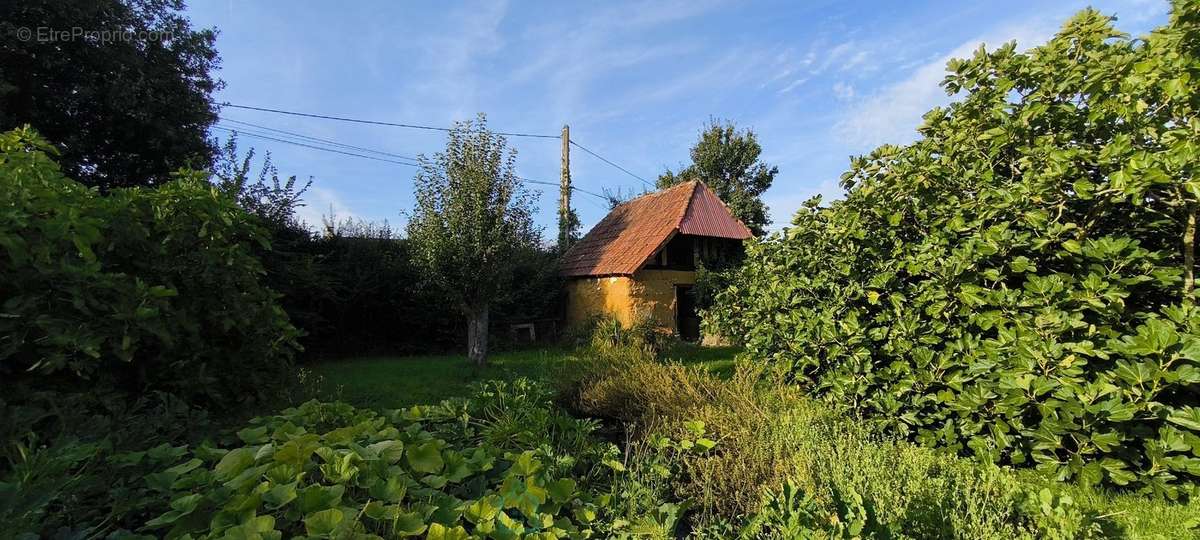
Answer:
311;344;743;411
309;346;566;410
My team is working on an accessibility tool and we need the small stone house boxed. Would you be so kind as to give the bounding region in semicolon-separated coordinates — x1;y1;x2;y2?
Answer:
559;181;752;341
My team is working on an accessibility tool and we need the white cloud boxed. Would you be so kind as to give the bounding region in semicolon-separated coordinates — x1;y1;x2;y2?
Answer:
840;50;872;72
832;18;1060;150
831;81;855;101
777;76;810;94
768;37;877;94
616;48;754;106
510;1;725;124
296;186;357;232
813;40;873;75
398;0;511;121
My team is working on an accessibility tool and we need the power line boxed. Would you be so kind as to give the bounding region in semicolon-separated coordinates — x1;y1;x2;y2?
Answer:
211;124;608;201
213;125;421;166
568;139;653;188
223;103;653;192
222;103;559;139
522;179;608;201
221;117;421;162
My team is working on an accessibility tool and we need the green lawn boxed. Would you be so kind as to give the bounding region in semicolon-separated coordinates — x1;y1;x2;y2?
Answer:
312;343;741;410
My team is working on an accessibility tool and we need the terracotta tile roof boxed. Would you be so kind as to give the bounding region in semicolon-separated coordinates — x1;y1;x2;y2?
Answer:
560;181;752;277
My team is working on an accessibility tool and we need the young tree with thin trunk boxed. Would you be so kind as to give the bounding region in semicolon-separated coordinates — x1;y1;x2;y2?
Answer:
407;114;539;366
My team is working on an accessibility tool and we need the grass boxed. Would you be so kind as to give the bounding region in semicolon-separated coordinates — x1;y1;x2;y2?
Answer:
311;347;562;410
311;343;742;410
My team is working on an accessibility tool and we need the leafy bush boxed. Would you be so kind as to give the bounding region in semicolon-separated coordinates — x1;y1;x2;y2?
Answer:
0;127;299;404
562;347;1200;537
709;4;1200;495
570;315;673;359
128;380;652;539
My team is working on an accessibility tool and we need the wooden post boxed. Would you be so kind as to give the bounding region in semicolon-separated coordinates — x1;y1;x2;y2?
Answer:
559;124;572;247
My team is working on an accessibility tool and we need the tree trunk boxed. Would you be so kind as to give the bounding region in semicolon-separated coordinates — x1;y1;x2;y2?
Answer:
1185;202;1197;304
467;304;490;367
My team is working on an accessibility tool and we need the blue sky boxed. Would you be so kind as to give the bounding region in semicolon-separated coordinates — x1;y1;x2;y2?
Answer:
187;0;1168;235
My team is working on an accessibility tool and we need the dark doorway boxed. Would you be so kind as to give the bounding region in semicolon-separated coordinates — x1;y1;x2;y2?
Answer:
676;285;700;342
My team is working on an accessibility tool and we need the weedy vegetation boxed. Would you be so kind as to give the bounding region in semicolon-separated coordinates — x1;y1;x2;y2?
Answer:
561;344;1200;538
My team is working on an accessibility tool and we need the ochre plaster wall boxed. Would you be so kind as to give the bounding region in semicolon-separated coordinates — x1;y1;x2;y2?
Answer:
565;276;637;328
565;270;696;333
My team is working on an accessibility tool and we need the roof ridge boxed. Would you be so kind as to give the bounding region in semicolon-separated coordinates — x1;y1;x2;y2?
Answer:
614;179;696;207
693;180;740;223
672;180;700;228
561;179;747;278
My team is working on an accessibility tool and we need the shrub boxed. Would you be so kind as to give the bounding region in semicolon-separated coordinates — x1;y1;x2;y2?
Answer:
709;4;1200;495
561;347;1200;537
0;127;299;405
570;315;673;359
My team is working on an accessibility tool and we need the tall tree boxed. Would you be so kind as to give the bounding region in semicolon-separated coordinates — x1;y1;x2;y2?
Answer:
659;120;777;235
0;0;221;189
657;120;777;234
407;114;539;366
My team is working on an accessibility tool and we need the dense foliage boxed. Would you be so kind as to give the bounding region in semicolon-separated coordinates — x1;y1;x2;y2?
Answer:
710;5;1200;496
272;219;461;356
0;127;298;404
408;114;541;365
126;380;706;539
0;0;221;189
658;120;777;236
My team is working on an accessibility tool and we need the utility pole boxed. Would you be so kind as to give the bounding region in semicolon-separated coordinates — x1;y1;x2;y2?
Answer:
558;124;575;248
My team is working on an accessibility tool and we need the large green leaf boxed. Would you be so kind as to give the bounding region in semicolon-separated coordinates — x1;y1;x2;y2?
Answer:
407;442;444;474
143;493;203;528
393;510;428;537
263;481;298;510
214;447;256;482
368;475;408;503
426;523;470;540
303;508;344;536
366;440;405;463
219;515;279;540
464;494;502;524
296;484;344;514
547;479;576;504
1168;407;1200;432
